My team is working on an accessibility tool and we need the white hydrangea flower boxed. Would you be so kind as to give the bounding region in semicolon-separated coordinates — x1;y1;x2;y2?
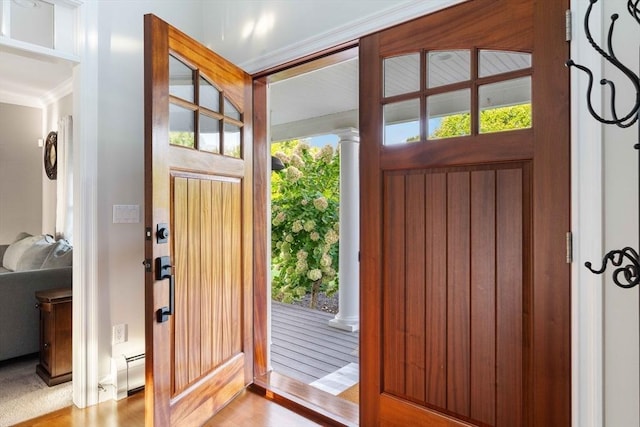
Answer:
307;269;322;281
313;196;328;211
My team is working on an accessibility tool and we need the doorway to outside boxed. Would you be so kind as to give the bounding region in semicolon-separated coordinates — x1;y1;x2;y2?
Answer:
266;50;361;408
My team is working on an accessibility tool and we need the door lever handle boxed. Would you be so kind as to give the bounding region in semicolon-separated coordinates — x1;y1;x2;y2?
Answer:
155;256;174;323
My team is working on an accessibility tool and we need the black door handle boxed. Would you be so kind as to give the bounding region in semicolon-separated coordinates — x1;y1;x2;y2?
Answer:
155;256;174;323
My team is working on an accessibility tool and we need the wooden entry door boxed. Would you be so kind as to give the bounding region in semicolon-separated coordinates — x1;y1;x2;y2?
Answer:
360;0;570;425
144;14;253;426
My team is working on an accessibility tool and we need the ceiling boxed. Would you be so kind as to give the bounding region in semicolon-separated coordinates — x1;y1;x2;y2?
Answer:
0;0;465;126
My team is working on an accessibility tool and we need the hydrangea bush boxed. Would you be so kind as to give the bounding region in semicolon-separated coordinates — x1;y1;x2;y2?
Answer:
271;140;340;309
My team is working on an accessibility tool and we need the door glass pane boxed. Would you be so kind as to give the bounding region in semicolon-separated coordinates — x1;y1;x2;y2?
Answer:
384;53;420;98
169;55;194;102
479;76;531;134
224;98;241;121
200;114;220;153
479;50;531;77
223;123;241;158
383;99;420;145
200;77;220;112
427;89;471;139
427;50;470;88
169;103;195;148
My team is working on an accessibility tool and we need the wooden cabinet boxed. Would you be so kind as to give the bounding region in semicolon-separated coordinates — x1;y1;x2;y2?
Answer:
35;288;72;386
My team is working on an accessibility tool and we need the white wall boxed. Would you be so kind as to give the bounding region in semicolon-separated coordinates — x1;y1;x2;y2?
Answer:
0;103;43;243
93;0;204;383
602;1;640;425
42;93;74;236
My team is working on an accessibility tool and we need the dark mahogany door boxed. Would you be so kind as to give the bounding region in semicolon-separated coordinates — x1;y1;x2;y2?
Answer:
360;0;570;425
144;14;253;426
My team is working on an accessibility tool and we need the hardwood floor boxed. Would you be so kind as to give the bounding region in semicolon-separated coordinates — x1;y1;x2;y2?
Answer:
15;389;325;426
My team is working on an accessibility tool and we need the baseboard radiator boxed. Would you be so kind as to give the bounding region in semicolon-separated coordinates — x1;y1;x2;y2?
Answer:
113;353;145;400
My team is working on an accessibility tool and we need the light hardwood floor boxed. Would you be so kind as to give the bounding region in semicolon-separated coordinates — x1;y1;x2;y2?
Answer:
14;389;325;427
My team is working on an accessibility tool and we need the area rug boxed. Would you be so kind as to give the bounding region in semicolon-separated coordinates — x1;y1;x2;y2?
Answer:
0;356;72;426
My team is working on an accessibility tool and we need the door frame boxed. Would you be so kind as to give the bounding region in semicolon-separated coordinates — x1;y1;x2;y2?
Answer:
68;0;604;422
569;0;604;425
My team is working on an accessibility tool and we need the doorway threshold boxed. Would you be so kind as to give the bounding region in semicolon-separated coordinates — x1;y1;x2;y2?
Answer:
252;371;358;427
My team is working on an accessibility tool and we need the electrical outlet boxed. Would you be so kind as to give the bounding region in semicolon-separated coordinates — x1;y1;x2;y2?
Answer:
112;324;127;345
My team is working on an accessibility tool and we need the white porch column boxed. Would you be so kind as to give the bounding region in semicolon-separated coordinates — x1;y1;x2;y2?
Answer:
329;128;360;332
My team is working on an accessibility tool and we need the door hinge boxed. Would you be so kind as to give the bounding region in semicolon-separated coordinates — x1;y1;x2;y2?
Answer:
565;9;572;42
566;232;573;264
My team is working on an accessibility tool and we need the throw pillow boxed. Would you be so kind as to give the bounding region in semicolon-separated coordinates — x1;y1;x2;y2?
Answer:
3;234;43;271
15;235;56;271
41;239;73;269
13;232;32;242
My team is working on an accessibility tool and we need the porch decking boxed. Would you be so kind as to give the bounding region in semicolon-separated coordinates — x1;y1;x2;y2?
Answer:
270;301;359;386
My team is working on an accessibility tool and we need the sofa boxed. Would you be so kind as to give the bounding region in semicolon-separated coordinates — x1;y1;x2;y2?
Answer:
0;233;72;362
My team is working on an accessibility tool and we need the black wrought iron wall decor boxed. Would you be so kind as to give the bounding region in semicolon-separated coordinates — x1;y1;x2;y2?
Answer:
567;0;640;289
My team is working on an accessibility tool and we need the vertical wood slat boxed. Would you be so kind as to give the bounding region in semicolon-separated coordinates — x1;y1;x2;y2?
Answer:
200;180;213;372
447;172;470;417
187;179;202;383
211;181;224;367
231;181;242;354
424;173;447;409
221;181;234;360
383;174;406;396
405;174;426;403
173;177;189;392
470;170;496;425
496;169;523;427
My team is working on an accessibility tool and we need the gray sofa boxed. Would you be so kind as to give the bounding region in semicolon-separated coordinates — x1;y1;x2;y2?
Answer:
0;233;72;361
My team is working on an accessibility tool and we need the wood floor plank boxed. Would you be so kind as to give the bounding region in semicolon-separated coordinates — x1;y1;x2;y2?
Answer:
271;302;359;385
16;390;324;427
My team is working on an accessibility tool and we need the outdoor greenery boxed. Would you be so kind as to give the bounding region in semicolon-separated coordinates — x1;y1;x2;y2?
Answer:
430;103;532;139
271;140;340;309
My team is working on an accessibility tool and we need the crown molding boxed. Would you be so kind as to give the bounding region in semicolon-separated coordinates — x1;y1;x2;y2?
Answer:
239;0;468;74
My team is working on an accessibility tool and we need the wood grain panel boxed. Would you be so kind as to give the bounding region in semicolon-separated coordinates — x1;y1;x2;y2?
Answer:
380;394;476;427
173;176;190;393
170;354;246;426
221;182;234;360
470;170;496;425
230;181;242;354
252;78;270;379
532;0;572;424
424;172;447;409
211;181;224;368
378;0;533;55
381;132;533;171
496;168;524;427
187;178;202;383
446;172;470;417
200;180;213;372
383;174;406;396
405;174;426;403
359;32;383;427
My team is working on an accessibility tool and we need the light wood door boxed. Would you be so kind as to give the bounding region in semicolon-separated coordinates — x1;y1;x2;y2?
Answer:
144;14;253;426
360;0;570;425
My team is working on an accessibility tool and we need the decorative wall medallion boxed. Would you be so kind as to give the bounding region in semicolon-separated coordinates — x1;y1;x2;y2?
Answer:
44;131;57;180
